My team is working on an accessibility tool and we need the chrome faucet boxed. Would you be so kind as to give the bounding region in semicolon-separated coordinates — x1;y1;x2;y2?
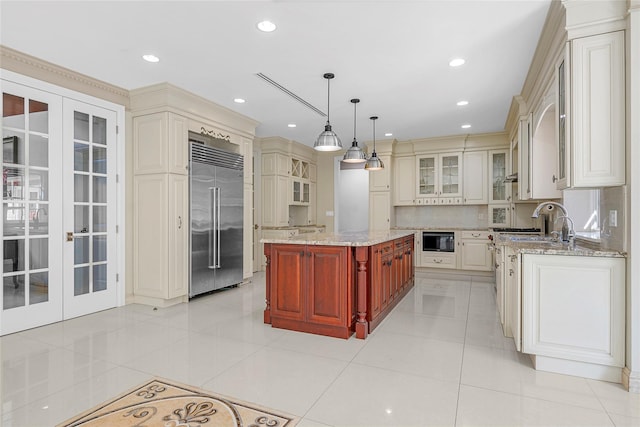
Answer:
554;215;576;247
531;201;573;243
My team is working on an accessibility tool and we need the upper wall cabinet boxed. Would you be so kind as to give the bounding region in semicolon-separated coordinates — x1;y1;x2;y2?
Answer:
463;151;488;205
568;31;625;187
416;152;462;204
488;149;511;204
369;154;391;192
133;112;189;175
393;156;415;205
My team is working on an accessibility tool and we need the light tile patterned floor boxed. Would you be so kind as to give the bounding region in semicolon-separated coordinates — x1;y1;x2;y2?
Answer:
2;271;638;426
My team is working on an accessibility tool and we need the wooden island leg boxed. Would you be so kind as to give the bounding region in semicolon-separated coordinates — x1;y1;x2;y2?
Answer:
355;246;369;339
264;243;271;324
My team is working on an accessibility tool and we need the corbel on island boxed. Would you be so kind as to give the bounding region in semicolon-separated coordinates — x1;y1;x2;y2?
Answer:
262;230;415;339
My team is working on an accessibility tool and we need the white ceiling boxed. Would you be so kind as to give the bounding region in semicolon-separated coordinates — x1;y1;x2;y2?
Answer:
0;0;552;147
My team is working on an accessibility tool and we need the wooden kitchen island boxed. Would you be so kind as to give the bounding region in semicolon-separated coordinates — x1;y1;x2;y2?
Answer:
262;231;414;339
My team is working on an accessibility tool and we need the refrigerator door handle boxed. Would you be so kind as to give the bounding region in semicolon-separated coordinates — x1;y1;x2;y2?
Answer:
208;186;218;269
216;187;221;268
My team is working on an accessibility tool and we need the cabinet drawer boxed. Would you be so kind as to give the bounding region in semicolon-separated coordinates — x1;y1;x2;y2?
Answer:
460;230;490;240
421;252;456;268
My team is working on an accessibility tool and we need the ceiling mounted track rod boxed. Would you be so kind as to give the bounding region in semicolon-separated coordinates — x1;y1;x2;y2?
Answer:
255;72;326;117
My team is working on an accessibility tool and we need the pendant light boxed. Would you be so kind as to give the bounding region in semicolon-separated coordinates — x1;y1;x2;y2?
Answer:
365;116;384;171
314;73;343;151
342;98;367;163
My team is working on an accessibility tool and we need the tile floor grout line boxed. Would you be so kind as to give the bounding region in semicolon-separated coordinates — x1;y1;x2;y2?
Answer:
453;276;473;427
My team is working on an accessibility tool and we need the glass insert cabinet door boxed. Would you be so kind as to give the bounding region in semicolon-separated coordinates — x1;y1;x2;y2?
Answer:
440;154;460;196
1;82;63;335
417;155;437;197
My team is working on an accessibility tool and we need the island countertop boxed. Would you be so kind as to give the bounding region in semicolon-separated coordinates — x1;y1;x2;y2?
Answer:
260;230;415;247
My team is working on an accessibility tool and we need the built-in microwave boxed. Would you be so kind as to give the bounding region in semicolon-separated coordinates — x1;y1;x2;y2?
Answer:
422;231;455;252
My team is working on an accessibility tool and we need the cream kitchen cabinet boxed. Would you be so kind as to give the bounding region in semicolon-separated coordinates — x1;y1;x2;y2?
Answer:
133;173;188;305
566;31;626;188
393;156;416;206
416;152;462;204
133;112;189;175
369;154;392;192
463;151;487;205
522;254;625;381
488;149;511;204
263;152;290;176
262;174;289;227
488;204;512;228
458;230;492;271
369;191;391;231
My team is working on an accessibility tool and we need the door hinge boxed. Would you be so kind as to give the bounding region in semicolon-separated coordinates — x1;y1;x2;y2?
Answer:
116;125;119;134
116;225;119;233
116;273;119;282
116;174;119;183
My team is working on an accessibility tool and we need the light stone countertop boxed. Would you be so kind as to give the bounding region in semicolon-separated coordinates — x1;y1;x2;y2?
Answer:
260;230;415;247
393;226;489;231
494;234;626;258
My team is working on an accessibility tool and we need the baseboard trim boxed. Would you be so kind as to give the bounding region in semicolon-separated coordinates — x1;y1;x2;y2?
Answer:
622;367;640;393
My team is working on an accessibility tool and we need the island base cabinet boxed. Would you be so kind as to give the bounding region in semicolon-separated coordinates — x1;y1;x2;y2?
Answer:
522;254;625;382
266;244;355;339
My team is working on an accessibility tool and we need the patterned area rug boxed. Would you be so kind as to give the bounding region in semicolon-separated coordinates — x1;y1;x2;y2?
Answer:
57;378;299;427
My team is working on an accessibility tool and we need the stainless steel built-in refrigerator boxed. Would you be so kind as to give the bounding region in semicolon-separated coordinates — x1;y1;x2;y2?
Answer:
189;141;244;297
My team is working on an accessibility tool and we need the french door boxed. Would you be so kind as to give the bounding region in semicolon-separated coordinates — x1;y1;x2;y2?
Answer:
1;80;118;335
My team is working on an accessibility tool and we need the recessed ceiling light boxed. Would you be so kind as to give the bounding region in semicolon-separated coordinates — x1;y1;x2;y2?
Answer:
449;58;465;67
385;133;393;137
461;124;472;129
233;98;246;104
457;100;469;106
288;124;297;128
257;20;277;32
142;54;160;63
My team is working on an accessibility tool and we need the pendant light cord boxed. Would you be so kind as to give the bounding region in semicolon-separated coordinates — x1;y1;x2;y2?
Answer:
372;117;376;151
353;101;357;141
326;77;331;125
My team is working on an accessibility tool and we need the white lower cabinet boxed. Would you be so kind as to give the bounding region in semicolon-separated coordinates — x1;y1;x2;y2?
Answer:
521;254;625;381
459;231;492;271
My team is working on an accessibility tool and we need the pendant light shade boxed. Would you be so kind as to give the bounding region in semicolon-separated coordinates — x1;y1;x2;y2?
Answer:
314;73;343;151
365;116;384;171
342;98;367;163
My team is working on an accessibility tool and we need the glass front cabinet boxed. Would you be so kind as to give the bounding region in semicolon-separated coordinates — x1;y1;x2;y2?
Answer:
489;149;511;204
415;152;462;204
489;204;511;228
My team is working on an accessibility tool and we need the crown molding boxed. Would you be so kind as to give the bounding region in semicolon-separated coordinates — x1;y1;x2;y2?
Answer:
1;45;129;107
